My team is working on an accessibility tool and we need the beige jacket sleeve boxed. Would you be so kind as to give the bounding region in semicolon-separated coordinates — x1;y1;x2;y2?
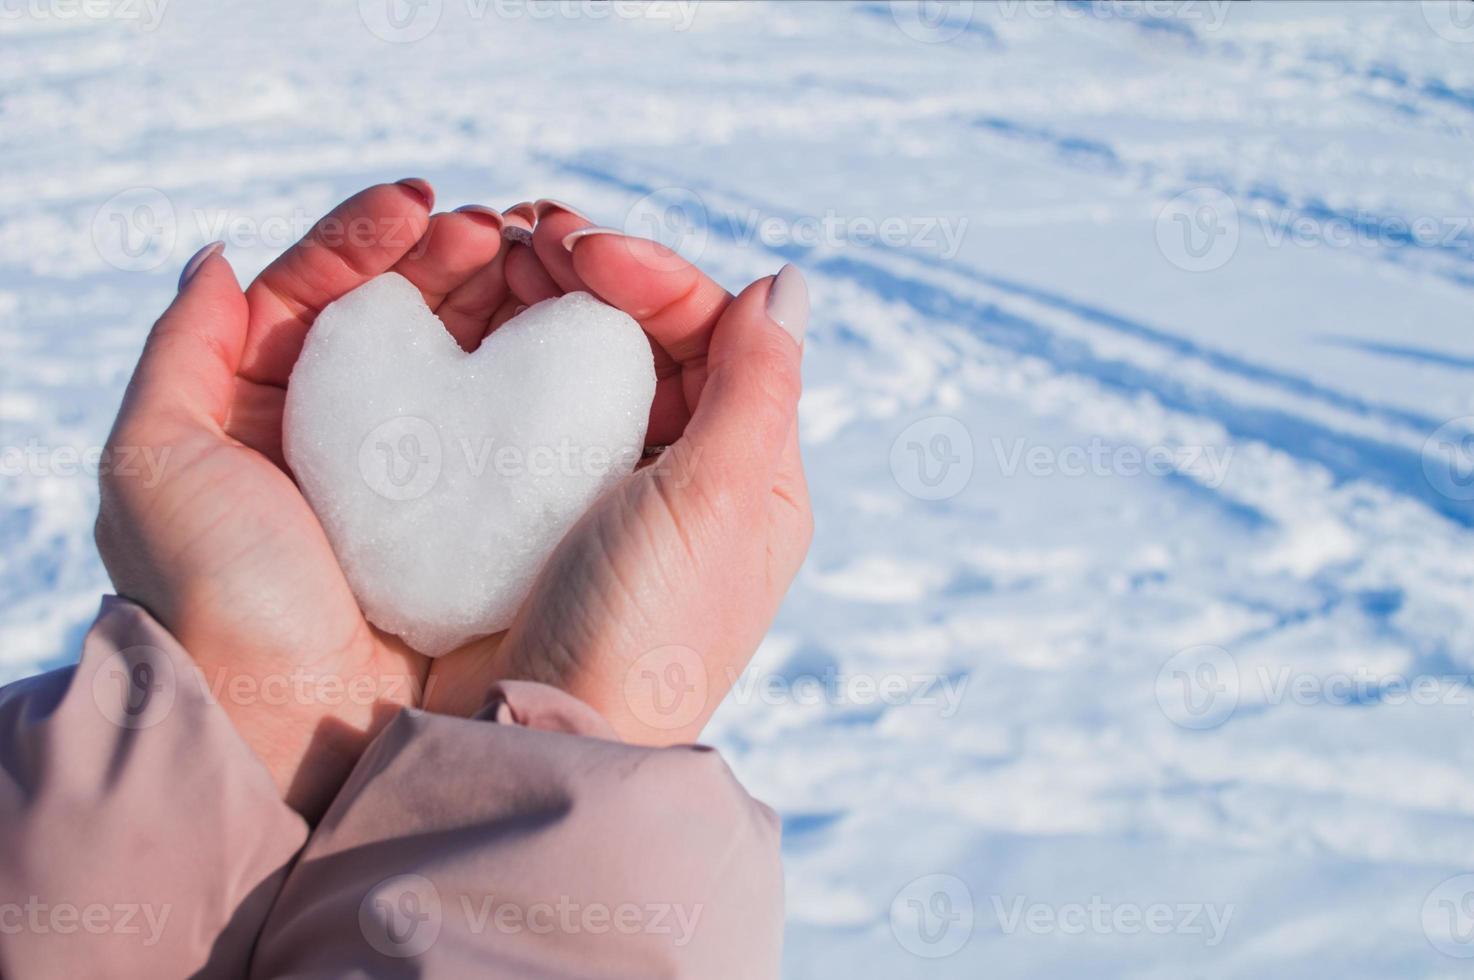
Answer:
0;597;309;980
0;600;783;978
249;681;785;979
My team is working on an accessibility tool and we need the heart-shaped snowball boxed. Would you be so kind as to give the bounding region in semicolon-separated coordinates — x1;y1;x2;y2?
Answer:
283;272;655;657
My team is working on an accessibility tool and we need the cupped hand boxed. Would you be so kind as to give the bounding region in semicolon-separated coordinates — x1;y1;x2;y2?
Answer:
95;181;519;818
425;203;814;745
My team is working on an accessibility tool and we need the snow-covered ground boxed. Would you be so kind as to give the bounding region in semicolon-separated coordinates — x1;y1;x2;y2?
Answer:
6;1;1474;975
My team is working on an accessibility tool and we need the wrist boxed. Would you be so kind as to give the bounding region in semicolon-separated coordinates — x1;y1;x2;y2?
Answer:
189;654;422;820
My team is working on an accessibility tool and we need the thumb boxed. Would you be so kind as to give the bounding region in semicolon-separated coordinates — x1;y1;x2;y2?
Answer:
659;264;807;500
118;242;248;430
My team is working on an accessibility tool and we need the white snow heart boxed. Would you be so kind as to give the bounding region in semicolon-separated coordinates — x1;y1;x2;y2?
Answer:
283;272;655;657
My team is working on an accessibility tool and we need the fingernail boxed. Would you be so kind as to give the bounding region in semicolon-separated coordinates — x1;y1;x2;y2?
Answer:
561;226;623;253
178;241;225;291
766;264;808;346
534;198;592;223
395;178;435;210
514;304;528;315
505;201;537;224
454;205;504;232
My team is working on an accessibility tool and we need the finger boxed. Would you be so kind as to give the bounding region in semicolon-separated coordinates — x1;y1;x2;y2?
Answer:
563;229;732;443
437;206;530;349
504;239;562;307
656;265;807;503
117;242;247;431
531;199;594;294
771;422;813;578
499;203;560;307
504;201;536;228
563;229;731;370
222;377;287;467
392;207;504;312
485;295;526;335
644;367;693;447
239;179;435;386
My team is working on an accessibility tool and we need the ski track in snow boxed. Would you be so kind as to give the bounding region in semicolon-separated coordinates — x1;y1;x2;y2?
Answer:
5;2;1474;975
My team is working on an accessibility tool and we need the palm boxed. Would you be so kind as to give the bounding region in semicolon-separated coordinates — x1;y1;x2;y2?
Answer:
502;459;798;721
172;415;421;690
97;182;510;815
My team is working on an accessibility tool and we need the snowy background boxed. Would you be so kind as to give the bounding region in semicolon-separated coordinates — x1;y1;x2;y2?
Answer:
6;0;1474;975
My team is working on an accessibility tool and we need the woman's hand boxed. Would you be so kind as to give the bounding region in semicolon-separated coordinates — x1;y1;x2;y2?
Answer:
95;181;521;818
98;177;808;814
425;204;813;745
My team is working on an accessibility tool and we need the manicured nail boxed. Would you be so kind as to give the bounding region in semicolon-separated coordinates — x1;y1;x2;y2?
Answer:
454;205;504;231
766;264;808;345
561;226;623;253
534;198;592;223
178;241;225;291
504;201;537;224
395;178;435;210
